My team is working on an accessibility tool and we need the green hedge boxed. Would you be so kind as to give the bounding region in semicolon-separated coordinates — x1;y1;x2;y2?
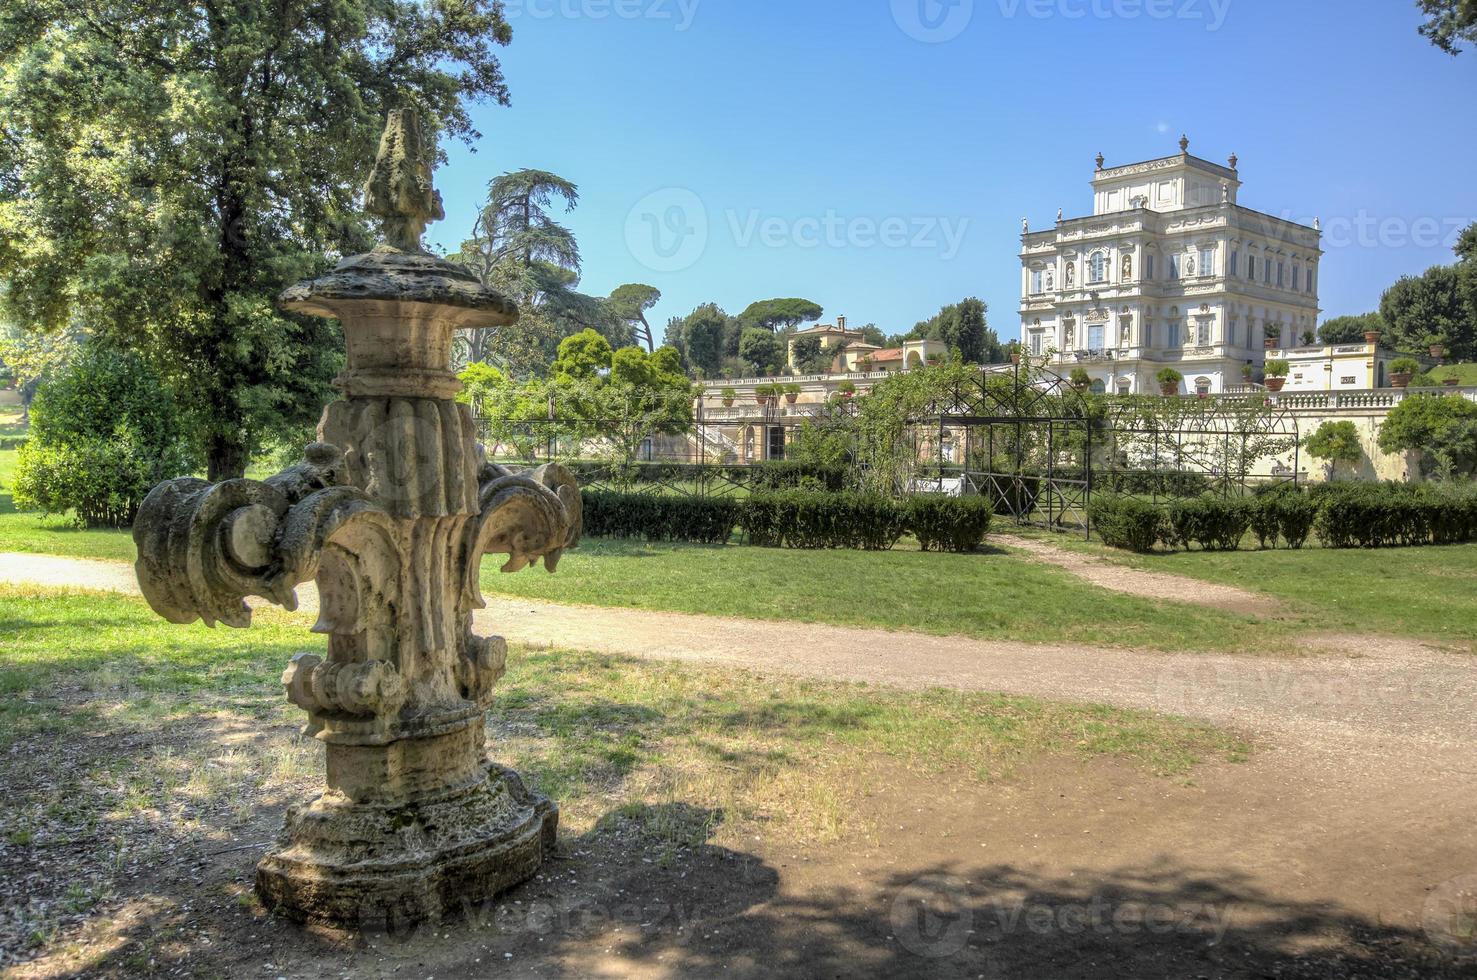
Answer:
566;460;849;492
1090;482;1477;552
580;492;739;545
580;489;993;552
1166;497;1253;551
1086;494;1164;552
905;495;993;552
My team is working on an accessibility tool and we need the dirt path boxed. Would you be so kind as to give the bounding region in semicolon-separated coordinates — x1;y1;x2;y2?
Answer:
4;551;1473;774
6;550;1477;977
992;531;1273;614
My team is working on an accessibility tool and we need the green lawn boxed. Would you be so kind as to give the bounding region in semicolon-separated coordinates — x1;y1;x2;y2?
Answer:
1433;362;1477;386
1022;530;1477;649
484;537;1292;653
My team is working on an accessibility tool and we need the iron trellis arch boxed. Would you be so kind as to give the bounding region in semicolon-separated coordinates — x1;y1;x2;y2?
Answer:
917;360;1098;532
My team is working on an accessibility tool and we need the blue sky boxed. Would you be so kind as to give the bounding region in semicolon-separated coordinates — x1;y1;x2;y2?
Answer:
426;0;1477;341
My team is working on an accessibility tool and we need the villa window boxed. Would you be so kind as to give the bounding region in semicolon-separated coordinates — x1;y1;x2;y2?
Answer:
1307;268;1316;294
1292;265;1300;291
1088;323;1105;350
1278;262;1285;287
1029;331;1043;355
1089;252;1107;283
1246;256;1255;281
1264;258;1272;282
1199;247;1214;276
1031;269;1043;294
1145;254;1155;280
1229;251;1238;277
1168;320;1181;347
1168;254;1180;279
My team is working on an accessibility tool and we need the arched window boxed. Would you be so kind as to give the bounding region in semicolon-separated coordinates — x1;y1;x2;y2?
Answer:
1088;251;1107;283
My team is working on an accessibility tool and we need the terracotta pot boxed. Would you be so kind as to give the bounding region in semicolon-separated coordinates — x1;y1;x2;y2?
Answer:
1430;345;1445;359
1011;353;1022;365
1264;378;1286;392
722;398;734;408
1264;338;1277;349
785;393;798;404
1442;377;1461;387
1389;373;1412;389
1160;383;1179;397
1364;331;1382;345
755;396;769;406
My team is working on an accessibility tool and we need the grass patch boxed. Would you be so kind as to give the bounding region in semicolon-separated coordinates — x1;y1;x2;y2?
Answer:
483;537;1293;652
1017;529;1477;649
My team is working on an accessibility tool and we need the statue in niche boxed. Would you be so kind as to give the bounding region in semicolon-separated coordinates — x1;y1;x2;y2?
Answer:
1121;254;1133;280
1065;262;1075;288
1045;268;1054;290
1186;255;1196;276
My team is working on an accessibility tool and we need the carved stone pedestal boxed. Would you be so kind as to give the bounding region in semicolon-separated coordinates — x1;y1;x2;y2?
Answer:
133;110;580;929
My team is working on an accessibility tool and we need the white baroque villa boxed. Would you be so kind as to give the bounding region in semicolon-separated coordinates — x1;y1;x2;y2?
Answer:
1019;137;1322;395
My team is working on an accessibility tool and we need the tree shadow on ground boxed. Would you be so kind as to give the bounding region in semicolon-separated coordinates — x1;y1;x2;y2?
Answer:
13;782;1477;979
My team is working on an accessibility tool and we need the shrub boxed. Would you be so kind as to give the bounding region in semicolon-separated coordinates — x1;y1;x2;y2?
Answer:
1264;359;1290;379
1250;488;1317;549
1302;420;1362;465
1377;393;1477;479
740;490;907;550
749;459;849;492
1069;367;1091;388
1390;357;1421;376
1312;482;1477;548
580;490;739;545
905;495;993;552
1166;496;1253;551
1155;368;1183;387
720;386;737;401
1087;494;1164;552
12;346;198;527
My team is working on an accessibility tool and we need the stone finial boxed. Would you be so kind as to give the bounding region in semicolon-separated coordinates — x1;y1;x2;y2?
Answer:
1314;217;1321;231
1228;152;1238;170
1095;152;1105;171
1022;217;1029;233
1179;134;1190;153
363;109;446;253
1222;183;1230;202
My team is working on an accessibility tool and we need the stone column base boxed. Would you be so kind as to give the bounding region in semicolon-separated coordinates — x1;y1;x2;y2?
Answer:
256;762;556;929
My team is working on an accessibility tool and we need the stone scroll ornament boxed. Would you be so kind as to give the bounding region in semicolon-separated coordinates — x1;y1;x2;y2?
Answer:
133;109;581;928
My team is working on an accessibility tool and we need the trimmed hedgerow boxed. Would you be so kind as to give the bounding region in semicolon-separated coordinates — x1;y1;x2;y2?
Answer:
580;491;739;545
1166;496;1253;551
1087;494;1165;552
740;491;909;551
1311;482;1477;548
906;494;993;552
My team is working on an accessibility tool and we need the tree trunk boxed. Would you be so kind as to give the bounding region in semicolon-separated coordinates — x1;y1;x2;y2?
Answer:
207;431;250;482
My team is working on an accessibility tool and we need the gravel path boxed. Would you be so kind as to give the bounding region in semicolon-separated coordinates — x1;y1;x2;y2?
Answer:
4;551;1474;778
992;531;1274;614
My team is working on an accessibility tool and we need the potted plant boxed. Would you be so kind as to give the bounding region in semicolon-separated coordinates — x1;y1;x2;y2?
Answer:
858;356;874;372
1263;323;1281;349
720;386;736;408
836;379;858;401
1441;369;1462;387
1364;327;1382;345
755;383;774;406
1423;333;1447;360
1156;367;1183;397
1240;363;1254;384
1388;357;1419;388
1300;330;1316;347
783;382;801;404
1069;367;1091;390
1263;359;1289;392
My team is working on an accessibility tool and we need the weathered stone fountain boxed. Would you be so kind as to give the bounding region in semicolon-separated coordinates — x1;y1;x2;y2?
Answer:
133;110;580;928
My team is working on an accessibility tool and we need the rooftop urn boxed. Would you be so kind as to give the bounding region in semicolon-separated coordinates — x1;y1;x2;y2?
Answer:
132;110;581;928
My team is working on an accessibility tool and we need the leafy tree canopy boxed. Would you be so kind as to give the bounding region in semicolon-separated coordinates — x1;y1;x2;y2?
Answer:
1303;420;1363;463
0;0;514;478
607;284;662;351
737;298;823;333
553;329;613;382
1377;392;1477;479
738;328;785;375
1318;313;1387;345
1377;222;1477;360
1419;0;1477;54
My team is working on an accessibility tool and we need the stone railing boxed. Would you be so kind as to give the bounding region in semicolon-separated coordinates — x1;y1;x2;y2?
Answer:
702;370;892;389
1270;386;1477;411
